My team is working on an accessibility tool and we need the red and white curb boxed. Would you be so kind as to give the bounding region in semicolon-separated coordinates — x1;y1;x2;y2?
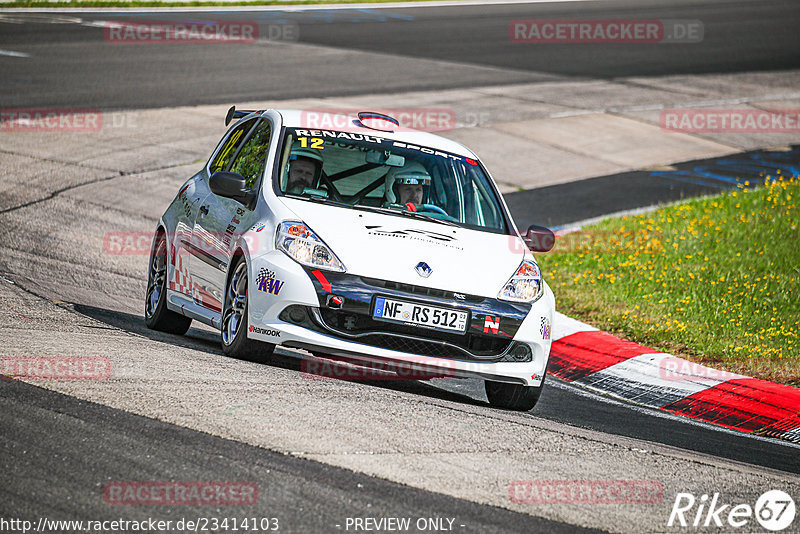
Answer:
550;312;800;443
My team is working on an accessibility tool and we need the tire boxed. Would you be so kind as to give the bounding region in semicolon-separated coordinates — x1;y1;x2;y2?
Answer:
145;232;192;335
485;372;546;411
221;257;275;363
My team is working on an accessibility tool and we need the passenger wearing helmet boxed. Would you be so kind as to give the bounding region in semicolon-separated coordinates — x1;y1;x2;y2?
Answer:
384;161;431;209
287;147;323;195
398;182;423;205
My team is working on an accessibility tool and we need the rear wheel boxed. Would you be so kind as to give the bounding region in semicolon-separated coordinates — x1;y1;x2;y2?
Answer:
485;373;546;411
145;233;192;335
221;257;275;363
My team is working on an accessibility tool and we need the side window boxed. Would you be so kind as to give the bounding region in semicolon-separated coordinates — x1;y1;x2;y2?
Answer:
209;119;256;174
432;162;461;221
229;121;273;189
466;166;503;231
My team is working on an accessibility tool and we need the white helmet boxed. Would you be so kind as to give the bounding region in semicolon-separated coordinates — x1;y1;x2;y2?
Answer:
290;147;324;165
384;161;431;204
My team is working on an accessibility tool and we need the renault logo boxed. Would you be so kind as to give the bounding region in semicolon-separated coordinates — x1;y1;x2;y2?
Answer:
415;262;432;278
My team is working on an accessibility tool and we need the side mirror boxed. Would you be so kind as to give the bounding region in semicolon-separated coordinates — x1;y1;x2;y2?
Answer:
524;224;555;252
209;171;255;208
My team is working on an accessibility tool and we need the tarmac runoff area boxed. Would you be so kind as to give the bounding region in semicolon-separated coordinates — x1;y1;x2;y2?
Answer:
2;69;800;204
1;69;800;532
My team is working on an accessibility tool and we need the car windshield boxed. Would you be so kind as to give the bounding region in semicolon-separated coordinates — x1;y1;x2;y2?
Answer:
276;127;510;233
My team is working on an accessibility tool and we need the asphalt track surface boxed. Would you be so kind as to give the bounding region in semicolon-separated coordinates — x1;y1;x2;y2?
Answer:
2;1;800;532
0;0;797;108
505;144;800;229
1;379;593;534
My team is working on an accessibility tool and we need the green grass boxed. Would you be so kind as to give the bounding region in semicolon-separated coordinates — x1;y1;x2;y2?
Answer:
2;0;434;7
539;174;800;386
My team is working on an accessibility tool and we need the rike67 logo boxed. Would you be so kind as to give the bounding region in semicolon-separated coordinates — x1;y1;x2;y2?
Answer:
668;490;795;531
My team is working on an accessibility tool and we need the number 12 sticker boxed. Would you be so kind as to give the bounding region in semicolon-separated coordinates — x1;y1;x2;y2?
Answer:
298;137;323;149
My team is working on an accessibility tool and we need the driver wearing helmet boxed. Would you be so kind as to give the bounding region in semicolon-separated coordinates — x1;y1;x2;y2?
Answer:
384;161;431;209
286;147;324;195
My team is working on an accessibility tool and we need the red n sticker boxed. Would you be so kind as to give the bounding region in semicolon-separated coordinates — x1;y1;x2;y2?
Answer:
483;316;500;334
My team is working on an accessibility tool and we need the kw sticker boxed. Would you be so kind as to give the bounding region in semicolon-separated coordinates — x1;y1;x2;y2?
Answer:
256;269;284;296
540;317;551;340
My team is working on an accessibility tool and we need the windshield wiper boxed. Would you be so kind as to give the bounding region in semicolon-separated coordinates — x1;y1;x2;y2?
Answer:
285;194;353;209
355;205;460;227
401;210;460;227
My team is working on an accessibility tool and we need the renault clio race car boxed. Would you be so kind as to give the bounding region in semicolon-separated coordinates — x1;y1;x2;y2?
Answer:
145;108;556;410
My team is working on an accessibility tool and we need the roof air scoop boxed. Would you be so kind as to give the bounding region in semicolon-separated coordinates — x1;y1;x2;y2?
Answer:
356;111;400;132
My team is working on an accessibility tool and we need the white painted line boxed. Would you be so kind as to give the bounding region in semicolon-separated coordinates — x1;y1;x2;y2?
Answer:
0;49;29;57
551;174;775;233
782;426;800;443
1;0;603;14
552;311;597;341
550;109;604;118
575;352;739;408
552;203;677;233
551;193;733;233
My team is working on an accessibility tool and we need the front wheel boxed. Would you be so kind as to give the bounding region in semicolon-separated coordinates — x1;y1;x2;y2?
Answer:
485;373;546;411
221;258;275;363
145;233;192;335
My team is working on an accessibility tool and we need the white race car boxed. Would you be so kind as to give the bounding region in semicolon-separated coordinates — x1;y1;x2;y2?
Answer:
145;108;556;410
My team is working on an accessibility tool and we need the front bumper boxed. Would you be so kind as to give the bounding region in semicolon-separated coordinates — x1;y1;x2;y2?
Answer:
247;252;554;387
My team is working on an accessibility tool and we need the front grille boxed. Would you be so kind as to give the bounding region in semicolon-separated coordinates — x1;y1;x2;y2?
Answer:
280;305;529;362
359;334;460;359
317;308;512;360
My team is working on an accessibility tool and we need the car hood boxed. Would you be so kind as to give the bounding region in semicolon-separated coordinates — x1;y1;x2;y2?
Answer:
280;198;528;298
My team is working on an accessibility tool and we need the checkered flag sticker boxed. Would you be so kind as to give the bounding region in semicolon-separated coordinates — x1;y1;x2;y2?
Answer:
256;268;275;285
540;317;551;340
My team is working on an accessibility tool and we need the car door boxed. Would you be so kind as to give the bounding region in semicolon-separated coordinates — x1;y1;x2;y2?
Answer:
169;175;204;303
183;118;257;313
190;118;273;314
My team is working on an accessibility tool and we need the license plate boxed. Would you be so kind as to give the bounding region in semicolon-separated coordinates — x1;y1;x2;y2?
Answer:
372;297;468;333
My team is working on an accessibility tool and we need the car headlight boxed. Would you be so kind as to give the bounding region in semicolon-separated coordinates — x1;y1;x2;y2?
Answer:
498;260;543;303
276;221;346;272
